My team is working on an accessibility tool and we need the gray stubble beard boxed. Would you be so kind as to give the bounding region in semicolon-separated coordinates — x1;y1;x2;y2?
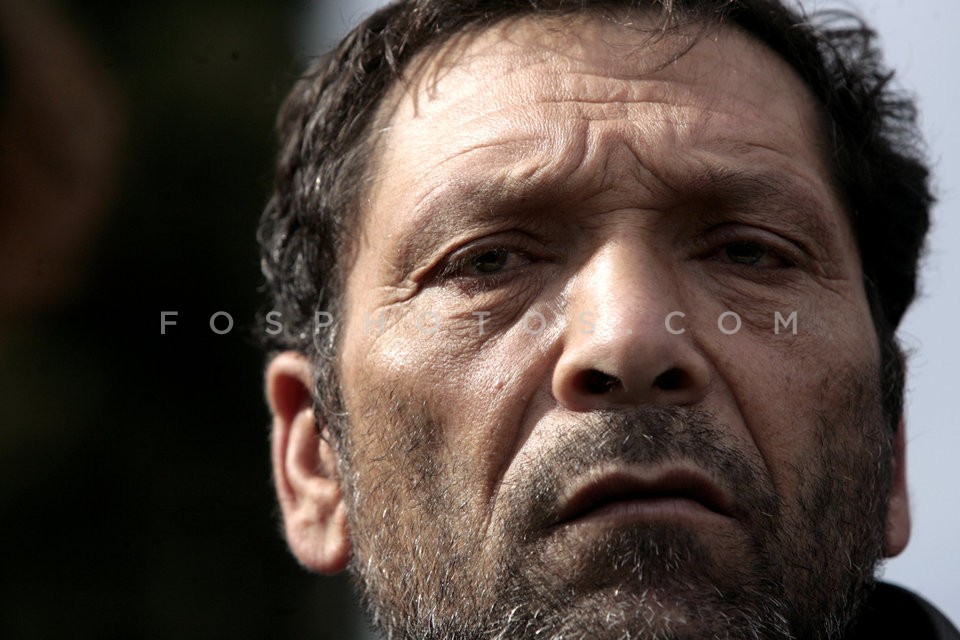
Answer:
335;377;892;640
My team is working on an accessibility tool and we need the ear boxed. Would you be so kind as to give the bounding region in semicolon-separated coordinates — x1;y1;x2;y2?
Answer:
266;351;351;574
883;417;911;557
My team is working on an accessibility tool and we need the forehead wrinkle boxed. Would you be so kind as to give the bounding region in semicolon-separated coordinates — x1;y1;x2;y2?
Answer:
377;12;824;171
393;11;715;120
397;91;747;190
389;50;814;176
408;23;788;118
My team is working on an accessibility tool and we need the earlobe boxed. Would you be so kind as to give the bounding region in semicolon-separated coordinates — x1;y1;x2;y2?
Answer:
883;418;911;558
267;352;351;574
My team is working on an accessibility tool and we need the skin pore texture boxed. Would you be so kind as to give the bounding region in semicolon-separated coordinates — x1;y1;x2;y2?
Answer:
269;12;910;640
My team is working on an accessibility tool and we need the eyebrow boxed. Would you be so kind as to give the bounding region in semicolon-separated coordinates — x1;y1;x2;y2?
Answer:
389;164;844;276
391;178;547;276
683;165;842;252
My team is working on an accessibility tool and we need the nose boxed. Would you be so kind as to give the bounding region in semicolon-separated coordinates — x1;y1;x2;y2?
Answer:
551;244;712;411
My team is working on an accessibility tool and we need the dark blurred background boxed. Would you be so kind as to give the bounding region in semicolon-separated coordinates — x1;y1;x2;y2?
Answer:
0;0;366;636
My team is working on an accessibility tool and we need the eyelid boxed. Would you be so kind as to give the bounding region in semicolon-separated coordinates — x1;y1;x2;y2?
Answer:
426;231;551;286
438;246;528;280
697;223;804;267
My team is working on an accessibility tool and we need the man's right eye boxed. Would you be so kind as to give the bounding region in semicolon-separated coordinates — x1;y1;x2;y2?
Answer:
438;245;530;281
467;249;510;274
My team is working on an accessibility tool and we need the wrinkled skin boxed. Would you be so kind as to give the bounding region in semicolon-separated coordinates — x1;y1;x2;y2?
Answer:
271;13;909;640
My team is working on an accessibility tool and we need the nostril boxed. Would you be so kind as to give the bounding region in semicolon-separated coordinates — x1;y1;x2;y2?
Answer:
653;367;686;391
581;369;621;394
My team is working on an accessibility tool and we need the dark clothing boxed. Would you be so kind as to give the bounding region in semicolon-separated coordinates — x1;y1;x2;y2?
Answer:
849;582;960;639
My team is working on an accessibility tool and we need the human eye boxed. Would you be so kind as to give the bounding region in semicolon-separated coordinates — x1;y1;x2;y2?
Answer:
432;239;535;293
424;229;563;298
701;225;800;271
721;240;793;269
441;247;524;278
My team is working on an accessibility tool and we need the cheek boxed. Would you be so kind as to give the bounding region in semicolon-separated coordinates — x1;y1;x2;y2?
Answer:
702;296;881;501
339;305;555;504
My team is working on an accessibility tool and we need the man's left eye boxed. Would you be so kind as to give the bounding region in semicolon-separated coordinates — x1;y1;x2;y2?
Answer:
720;240;794;269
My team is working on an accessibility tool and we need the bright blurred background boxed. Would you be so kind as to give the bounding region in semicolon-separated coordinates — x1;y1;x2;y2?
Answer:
0;0;954;637
846;0;960;625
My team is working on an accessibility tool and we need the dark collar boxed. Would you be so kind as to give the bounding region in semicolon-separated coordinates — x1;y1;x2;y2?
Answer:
847;582;960;639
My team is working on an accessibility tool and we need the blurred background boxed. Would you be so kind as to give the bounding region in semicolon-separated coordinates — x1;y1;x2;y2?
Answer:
0;0;367;637
0;0;955;637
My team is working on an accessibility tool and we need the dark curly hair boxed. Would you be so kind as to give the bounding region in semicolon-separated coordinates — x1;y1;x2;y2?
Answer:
258;0;932;435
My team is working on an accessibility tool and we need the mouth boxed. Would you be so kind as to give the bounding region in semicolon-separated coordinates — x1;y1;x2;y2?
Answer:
553;467;734;529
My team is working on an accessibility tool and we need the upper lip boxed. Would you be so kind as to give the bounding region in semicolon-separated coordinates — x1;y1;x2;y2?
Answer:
554;466;735;526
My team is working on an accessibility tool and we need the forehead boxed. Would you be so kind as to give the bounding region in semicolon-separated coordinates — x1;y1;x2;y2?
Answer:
364;12;835;228
393;12;809;119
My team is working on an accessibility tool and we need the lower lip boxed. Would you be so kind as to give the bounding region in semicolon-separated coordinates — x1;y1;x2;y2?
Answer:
563;497;726;527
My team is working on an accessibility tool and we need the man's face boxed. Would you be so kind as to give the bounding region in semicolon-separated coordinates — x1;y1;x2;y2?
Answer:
329;14;901;640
